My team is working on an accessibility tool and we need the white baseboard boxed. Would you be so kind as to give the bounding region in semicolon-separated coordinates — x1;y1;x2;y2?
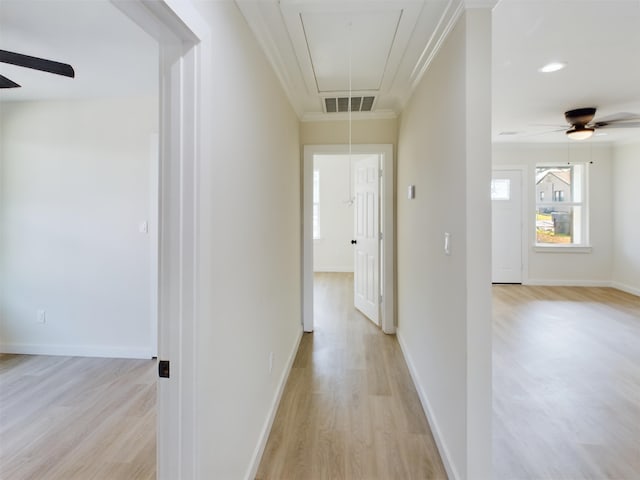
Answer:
524;278;611;287
525;278;640;297
0;343;153;359
610;281;640;297
313;267;354;273
245;325;304;480
396;330;460;480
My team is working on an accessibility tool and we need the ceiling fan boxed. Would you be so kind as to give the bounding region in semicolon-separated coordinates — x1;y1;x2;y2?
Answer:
563;107;640;140
0;49;75;89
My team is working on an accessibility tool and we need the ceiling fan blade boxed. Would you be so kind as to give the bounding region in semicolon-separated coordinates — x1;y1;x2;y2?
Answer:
0;49;75;78
0;73;20;88
594;112;640;124
520;128;566;137
596;121;640;129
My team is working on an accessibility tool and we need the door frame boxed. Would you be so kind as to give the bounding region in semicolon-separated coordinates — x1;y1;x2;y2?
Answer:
111;1;208;478
492;165;529;283
303;144;395;334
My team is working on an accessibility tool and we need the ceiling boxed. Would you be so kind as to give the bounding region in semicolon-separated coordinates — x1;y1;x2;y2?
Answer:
0;0;157;102
236;0;460;120
492;0;640;144
239;0;640;144
1;0;638;145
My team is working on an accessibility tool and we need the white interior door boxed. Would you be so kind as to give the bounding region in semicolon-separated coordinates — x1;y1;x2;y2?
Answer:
353;155;380;324
303;145;394;334
492;169;523;283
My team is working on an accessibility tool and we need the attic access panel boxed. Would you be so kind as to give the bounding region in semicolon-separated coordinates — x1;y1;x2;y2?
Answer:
301;10;401;93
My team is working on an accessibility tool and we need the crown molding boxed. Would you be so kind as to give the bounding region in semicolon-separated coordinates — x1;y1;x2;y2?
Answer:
235;0;305;118
302;110;397;122
406;0;464;97
464;0;499;9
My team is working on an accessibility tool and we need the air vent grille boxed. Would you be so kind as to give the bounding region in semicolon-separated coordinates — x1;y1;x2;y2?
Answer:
324;96;375;113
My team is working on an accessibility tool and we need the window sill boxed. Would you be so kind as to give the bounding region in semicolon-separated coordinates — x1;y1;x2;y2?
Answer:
533;245;592;254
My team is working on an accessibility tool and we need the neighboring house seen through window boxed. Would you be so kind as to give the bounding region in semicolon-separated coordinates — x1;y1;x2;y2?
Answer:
535;165;587;245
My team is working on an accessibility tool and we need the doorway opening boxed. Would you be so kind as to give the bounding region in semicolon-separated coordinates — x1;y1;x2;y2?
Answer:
114;1;207;478
303;144;395;334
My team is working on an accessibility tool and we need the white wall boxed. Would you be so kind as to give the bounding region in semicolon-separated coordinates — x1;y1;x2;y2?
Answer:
300;118;398;146
612;142;640;295
396;10;492;480
190;2;302;479
493;143;614;285
0;97;157;358
313;154;354;272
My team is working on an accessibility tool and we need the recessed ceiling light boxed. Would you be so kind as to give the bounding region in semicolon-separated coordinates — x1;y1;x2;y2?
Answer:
538;62;567;73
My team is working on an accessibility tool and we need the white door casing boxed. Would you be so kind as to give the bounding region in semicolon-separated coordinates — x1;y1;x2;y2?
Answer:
112;1;208;478
492;168;523;283
303;144;394;334
353;155;380;325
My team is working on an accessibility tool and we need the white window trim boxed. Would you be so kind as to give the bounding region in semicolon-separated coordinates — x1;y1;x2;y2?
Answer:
534;162;591;250
533;245;593;253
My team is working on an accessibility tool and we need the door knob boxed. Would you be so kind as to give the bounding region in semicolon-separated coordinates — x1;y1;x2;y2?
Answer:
351;239;357;245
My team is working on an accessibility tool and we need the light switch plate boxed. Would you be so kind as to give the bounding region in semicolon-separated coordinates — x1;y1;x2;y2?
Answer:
408;185;415;199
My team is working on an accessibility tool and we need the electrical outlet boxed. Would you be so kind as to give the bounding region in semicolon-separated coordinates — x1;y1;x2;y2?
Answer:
268;352;274;375
37;309;46;324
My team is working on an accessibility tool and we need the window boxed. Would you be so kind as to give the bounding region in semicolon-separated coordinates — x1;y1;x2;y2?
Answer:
313;169;320;239
535;164;587;245
491;178;511;200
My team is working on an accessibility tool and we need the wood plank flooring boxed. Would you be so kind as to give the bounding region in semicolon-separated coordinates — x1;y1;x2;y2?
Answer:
493;285;640;480
4;282;636;479
0;354;156;480
256;272;447;480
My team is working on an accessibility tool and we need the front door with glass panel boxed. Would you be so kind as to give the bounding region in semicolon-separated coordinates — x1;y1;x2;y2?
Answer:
492;169;523;283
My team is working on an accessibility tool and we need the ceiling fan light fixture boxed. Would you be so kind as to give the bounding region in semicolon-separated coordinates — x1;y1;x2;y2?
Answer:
566;126;594;140
538;61;567;73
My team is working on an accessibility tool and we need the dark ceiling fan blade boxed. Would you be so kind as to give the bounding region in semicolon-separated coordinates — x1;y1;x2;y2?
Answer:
596;121;640;129
0;49;74;78
594;112;640;124
0;73;20;88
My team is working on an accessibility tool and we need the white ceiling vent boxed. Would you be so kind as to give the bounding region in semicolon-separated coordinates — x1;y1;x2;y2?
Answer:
324;96;375;113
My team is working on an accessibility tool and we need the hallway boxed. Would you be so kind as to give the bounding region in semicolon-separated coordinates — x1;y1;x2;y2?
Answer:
256;272;447;479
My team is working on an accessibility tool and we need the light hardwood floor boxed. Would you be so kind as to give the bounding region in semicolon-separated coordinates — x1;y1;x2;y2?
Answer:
4;283;636;480
0;354;156;480
256;272;447;480
493;285;640;480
